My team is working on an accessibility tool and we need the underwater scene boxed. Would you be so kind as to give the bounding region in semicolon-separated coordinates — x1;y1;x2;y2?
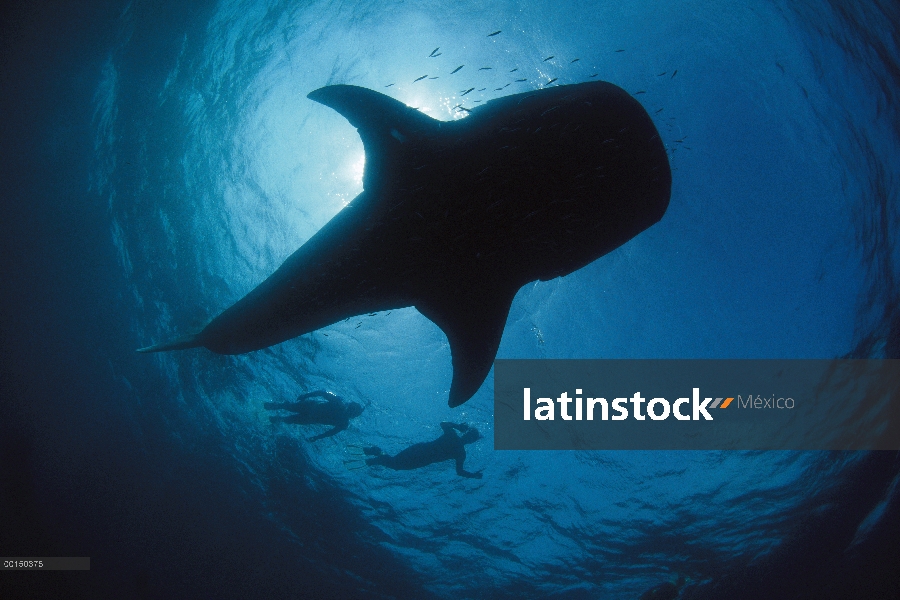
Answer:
1;0;898;598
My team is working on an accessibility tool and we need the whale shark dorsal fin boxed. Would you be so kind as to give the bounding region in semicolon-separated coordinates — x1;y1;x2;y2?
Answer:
417;287;517;407
307;84;441;141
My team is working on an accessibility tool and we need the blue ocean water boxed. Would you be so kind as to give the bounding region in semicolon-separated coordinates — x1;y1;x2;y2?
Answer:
1;0;898;598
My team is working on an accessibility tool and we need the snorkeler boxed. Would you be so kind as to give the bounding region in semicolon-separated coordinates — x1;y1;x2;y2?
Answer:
362;422;483;478
264;390;363;441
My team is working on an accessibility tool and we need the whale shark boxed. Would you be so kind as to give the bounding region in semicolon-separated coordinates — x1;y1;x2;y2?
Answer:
138;81;671;407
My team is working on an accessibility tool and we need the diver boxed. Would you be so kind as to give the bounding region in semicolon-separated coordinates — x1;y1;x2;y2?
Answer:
638;575;686;600
265;390;363;441
362;422;483;478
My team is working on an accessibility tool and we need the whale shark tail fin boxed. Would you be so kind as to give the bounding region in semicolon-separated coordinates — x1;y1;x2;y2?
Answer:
136;332;203;353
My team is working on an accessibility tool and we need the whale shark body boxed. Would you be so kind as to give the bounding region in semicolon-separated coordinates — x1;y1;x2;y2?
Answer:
139;81;671;407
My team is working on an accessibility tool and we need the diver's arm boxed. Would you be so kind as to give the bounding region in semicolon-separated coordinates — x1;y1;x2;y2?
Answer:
441;422;468;433
455;456;483;479
308;422;348;442
297;390;340;402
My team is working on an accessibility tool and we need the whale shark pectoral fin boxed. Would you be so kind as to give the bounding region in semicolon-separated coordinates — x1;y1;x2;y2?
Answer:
308;84;443;194
417;288;517;408
136;332;203;353
307;84;441;138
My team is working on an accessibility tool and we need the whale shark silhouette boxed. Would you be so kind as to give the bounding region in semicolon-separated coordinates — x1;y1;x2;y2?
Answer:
138;81;671;407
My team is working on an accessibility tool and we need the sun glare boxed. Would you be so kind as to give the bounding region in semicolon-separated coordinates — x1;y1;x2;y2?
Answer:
348;152;365;187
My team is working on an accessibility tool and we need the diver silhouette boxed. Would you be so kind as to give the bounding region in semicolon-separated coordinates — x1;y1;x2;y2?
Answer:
363;422;483;478
265;390;363;441
638;575;685;600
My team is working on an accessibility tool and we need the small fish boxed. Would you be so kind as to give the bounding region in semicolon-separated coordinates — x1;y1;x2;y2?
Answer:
495;87;504;91
488;30;501;36
588;73;599;78
414;75;428;82
457;106;471;113
323;333;328;336
655;108;664;113
515;78;527;82
634;90;646;94
385;83;395;87
546;77;558;84
570;58;580;63
615;49;625;52
543;55;554;62
671;69;678;78
657;71;667;76
386;312;391;315
509;68;518;72
451;65;464;74
355;323;361;328
368;313;377;316
452;104;462;110
460;87;475;95
429;76;439;79
478;88;486;91
474;99;482;102
502;83;510;88
429;47;440;57
478;66;492;70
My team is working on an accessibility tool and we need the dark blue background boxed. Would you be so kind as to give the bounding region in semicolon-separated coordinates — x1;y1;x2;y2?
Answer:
2;1;898;598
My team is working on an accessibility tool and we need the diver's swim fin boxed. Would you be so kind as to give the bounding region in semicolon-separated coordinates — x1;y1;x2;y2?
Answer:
136;332;203;353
